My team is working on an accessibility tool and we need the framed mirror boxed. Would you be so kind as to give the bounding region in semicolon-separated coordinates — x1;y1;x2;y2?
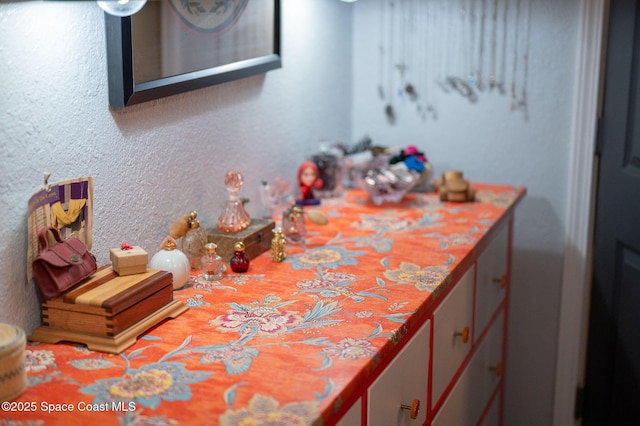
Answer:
105;0;281;108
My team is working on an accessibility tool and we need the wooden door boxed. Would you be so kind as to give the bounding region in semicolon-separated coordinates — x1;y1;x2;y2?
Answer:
583;0;640;424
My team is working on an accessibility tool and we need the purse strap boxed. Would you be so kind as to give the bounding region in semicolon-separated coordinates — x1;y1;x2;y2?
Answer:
37;226;63;251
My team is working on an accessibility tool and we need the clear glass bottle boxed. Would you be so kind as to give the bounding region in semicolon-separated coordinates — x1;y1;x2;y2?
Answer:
182;211;207;270
217;171;251;233
200;242;226;281
282;205;306;244
230;241;250;273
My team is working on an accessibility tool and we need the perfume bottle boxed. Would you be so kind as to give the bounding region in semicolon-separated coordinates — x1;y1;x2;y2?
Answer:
230;241;250;273
201;242;226;281
271;227;286;262
182;211;207;270
149;237;191;290
282;205;306;244
217;171;251;233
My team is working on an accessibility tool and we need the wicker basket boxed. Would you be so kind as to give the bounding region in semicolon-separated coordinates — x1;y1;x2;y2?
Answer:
0;323;26;402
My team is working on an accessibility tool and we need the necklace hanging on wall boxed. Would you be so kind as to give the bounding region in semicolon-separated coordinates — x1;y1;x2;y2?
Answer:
488;0;499;91
467;0;478;87
385;0;396;123
437;2;452;94
476;0;488;91
423;0;437;119
403;0;417;101
378;0;386;101
495;0;509;95
448;0;477;103
517;0;532;119
510;0;522;111
417;0;427;119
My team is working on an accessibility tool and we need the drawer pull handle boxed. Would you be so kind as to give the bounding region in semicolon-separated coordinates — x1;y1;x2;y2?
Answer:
454;326;470;344
492;275;508;288
489;361;503;377
400;398;420;420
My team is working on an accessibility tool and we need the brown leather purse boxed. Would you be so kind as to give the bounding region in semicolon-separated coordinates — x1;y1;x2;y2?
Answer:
32;227;97;299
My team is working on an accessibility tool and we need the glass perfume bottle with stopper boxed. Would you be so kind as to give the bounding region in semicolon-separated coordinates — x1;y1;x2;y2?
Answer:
182;211;207;270
282;205;306;244
217;171;251;233
230;241;250;273
201;242;226;281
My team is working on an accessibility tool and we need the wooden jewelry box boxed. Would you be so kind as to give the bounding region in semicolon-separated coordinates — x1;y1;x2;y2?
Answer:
29;266;187;353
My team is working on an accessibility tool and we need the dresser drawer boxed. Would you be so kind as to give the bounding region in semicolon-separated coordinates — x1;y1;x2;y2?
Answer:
432;312;504;426
431;267;475;405
368;321;430;426
475;224;509;336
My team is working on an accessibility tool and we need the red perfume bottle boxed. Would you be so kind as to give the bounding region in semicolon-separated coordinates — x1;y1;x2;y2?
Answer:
230;242;250;273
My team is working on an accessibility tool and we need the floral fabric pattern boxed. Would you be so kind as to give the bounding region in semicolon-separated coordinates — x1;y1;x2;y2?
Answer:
8;185;524;426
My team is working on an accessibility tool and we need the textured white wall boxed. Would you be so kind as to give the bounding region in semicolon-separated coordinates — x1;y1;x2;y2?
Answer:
351;0;579;424
0;0;352;333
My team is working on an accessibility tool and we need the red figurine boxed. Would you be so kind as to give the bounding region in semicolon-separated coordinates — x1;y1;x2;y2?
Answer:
230;242;250;273
297;161;323;204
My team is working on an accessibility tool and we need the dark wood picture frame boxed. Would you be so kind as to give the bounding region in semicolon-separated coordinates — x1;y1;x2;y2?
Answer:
105;0;281;108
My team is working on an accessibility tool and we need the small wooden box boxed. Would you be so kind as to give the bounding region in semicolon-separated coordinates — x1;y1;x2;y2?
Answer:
110;246;148;276
40;266;173;336
30;266;188;353
207;219;275;262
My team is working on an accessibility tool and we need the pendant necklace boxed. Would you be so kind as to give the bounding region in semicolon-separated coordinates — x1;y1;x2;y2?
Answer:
378;0;386;101
476;0;488;91
488;0;499;90
518;0;532;119
385;0;396;122
403;0;417;101
510;0;522;111
448;0;477;103
424;0;437;119
417;0;427;119
467;0;477;87
396;0;408;96
496;0;509;95
437;2;452;93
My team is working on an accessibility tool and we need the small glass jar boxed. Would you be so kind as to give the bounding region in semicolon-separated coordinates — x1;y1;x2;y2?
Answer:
201;242;226;281
230;242;250;273
182;211;207;270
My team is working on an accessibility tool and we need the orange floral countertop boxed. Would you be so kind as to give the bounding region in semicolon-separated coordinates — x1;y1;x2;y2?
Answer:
4;184;525;426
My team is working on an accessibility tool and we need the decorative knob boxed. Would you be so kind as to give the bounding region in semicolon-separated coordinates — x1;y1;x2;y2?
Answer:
400;399;420;420
454;326;470;344
489;361;503;377
492;274;508;288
